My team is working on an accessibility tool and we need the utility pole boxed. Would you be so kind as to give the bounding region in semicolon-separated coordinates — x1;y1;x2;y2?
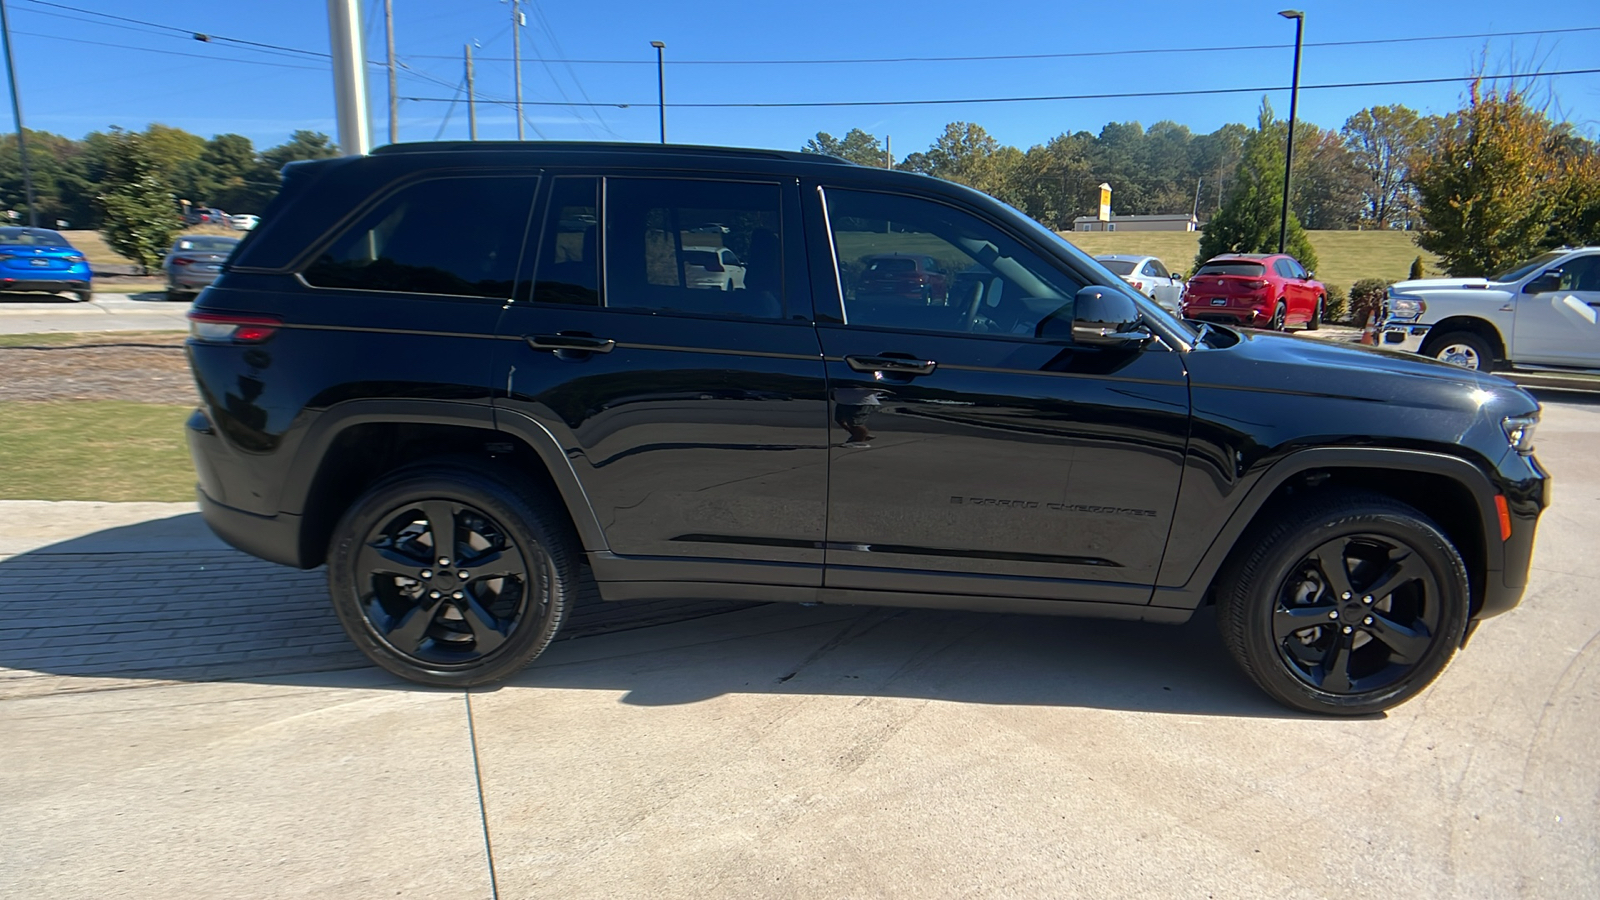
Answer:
384;0;397;145
650;41;665;143
0;0;38;226
465;43;477;140
884;134;892;168
1278;9;1305;253
326;0;370;156
511;0;525;140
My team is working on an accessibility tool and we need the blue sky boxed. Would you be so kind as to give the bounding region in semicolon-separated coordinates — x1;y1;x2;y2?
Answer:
5;0;1598;155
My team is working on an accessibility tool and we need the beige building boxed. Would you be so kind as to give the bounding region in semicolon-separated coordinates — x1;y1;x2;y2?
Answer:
1073;213;1200;232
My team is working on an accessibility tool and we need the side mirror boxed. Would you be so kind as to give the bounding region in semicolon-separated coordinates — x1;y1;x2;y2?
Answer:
1525;272;1560;294
1304;271;1315;280
1171;272;1184;281
1071;286;1150;346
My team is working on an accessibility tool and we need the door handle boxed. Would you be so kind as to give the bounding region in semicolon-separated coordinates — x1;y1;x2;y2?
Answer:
526;333;616;354
845;354;937;376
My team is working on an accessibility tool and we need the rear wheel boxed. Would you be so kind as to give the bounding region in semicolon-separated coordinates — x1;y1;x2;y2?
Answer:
326;463;575;687
1216;492;1469;715
1269;302;1287;331
1307;296;1324;331
166;289;191;303
73;290;92;303
1423;331;1492;371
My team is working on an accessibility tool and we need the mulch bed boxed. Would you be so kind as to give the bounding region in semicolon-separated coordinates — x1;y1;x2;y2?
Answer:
0;333;196;405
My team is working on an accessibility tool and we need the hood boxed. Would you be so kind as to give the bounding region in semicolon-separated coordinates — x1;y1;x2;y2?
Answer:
1391;276;1502;293
1191;327;1533;410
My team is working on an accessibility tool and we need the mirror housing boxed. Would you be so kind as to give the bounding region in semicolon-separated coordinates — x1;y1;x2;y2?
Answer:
1071;286;1150;346
1525;271;1560;294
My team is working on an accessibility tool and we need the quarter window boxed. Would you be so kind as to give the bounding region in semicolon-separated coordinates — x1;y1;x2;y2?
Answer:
824;188;1084;337
604;178;785;319
304;176;536;298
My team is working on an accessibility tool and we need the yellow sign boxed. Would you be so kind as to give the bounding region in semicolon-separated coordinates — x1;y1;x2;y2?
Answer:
1097;183;1112;222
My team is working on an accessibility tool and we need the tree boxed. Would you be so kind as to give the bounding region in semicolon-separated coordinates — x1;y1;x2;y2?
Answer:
1342;105;1425;228
1195;100;1318;272
261;130;338;172
1411;81;1560;276
1545;137;1600;250
95;129;180;273
801;129;886;167
1291;123;1362;230
188;134;275;213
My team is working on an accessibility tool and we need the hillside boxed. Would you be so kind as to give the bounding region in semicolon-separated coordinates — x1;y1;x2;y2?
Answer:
1061;230;1440;295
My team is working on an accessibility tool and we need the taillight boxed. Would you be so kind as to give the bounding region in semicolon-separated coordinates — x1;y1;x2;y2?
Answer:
1242;280;1268;290
187;310;281;343
1131;280;1145;291
172;257;195;267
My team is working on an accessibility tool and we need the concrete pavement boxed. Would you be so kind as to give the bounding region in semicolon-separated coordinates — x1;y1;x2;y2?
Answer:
0;293;190;334
1;396;1597;898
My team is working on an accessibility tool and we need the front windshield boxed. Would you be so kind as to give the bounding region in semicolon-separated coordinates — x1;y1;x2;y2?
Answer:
1004;209;1197;341
1491;251;1564;284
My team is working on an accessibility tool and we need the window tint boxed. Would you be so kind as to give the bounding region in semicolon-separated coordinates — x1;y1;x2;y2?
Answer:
1150;260;1170;278
531;176;600;306
1272;259;1293;278
1289;259;1308;278
1196;261;1266;277
605;178;784;319
1558;255;1600;292
1098;259;1137;276
304;176;535;298
826;188;1084;338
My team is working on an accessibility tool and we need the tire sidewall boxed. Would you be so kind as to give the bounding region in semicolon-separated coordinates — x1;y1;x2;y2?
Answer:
1428;332;1490;371
1233;509;1468;715
326;467;570;687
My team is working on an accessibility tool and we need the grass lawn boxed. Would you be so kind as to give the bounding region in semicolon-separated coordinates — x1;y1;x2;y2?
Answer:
0;330;185;348
1061;229;1442;295
0;401;195;501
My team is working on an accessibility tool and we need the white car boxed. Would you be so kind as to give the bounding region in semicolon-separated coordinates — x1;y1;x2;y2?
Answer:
230;214;260;231
682;246;745;291
1380;247;1600;371
1095;254;1183;312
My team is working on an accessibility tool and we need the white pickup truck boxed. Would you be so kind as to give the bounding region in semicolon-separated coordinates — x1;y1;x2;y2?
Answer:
1379;247;1600;371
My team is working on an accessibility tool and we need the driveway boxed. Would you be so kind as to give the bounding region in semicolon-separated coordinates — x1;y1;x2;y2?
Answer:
1;395;1596;899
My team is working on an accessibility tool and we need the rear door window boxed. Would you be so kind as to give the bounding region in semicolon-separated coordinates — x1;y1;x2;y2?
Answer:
304;176;537;299
529;176;600;305
604;178;785;319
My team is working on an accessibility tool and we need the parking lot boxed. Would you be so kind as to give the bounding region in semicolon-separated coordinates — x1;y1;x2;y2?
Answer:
0;392;1594;899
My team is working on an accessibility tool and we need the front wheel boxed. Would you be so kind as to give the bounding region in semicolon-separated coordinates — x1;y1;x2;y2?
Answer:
1216;491;1469;715
1307;296;1324;331
1423;331;1492;371
326;463;575;686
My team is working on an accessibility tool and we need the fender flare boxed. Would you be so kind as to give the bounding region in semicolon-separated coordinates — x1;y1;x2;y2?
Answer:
1152;446;1502;610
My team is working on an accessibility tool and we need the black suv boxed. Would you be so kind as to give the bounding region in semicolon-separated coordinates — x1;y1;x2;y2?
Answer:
186;142;1548;715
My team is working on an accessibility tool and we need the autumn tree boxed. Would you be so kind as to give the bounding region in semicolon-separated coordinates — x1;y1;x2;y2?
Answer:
1411;82;1561;276
1195;100;1318;272
1342;105;1425;229
801;129;887;167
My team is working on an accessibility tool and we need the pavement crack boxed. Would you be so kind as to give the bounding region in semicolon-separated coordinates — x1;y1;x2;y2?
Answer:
464;690;500;900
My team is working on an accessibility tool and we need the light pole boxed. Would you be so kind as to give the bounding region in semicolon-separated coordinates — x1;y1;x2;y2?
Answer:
1278;9;1304;253
0;0;39;225
650;41;666;143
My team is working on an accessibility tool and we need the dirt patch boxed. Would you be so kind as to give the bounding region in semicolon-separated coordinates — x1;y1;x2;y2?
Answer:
0;332;195;404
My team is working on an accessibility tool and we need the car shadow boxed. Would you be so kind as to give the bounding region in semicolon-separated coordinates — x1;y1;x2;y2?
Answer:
0;291;81;304
0;513;1310;719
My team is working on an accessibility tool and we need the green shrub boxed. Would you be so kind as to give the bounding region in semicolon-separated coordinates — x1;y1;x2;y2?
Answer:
1349;278;1391;325
1408;255;1425;280
1323;283;1349;323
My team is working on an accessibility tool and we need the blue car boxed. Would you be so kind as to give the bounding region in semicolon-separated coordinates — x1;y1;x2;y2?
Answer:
0;226;92;302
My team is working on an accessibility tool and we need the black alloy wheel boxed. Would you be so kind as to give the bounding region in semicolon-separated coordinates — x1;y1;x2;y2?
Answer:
327;464;574;686
1217;492;1468;715
1270;302;1287;331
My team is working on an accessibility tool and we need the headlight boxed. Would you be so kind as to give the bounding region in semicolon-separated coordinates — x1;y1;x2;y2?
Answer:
1502;414;1538;455
1387;296;1425;319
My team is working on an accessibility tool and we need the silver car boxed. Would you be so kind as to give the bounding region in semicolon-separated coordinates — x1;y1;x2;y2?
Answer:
162;235;240;301
1095;254;1184;313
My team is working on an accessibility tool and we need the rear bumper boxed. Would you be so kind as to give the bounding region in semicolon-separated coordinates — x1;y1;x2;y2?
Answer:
0;279;90;293
169;271;222;291
197;487;309;569
1184;306;1268;326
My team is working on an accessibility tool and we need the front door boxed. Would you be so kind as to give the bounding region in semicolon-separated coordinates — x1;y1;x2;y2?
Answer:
493;174;830;586
812;186;1191;605
1513;254;1600;366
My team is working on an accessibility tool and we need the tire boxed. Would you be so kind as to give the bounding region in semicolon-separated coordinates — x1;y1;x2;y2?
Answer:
167;289;191;303
1215;490;1469;715
326;462;575;687
1307;296;1324;331
74;290;92;303
1423;330;1492;371
1269;302;1287;331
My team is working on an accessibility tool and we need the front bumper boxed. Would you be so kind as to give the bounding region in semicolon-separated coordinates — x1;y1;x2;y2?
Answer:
1380;321;1430;353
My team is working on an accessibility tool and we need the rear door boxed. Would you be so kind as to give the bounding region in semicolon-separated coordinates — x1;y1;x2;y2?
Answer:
810;184;1190;604
492;173;830;587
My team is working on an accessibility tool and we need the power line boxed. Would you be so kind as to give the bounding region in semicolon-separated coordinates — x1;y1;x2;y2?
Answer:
16;0;329;60
398;66;1600;109
10;29;326;71
405;24;1600;65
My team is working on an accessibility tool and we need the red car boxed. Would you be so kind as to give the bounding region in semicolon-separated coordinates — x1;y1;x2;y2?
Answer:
1180;253;1327;331
855;253;950;304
